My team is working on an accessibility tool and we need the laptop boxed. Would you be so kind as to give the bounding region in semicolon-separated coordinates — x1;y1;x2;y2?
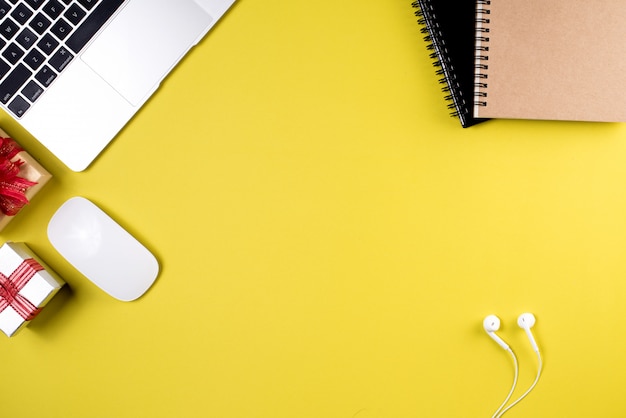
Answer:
0;0;236;171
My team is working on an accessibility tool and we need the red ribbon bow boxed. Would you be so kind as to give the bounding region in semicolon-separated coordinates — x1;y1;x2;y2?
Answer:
0;258;44;321
0;136;37;216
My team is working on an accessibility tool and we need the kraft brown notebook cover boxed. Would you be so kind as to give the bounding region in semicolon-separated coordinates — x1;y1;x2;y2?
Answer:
473;0;626;122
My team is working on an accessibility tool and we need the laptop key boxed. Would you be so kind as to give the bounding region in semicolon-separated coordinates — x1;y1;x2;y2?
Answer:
30;13;52;35
66;0;124;54
0;18;20;41
0;64;32;104
16;28;37;50
43;0;64;20
77;0;98;11
2;43;24;64
24;0;45;10
35;65;56;86
0;1;9;18
64;4;86;25
24;48;45;70
11;4;33;24
51;18;72;40
8;95;29;117
37;33;58;55
0;59;10;79
21;80;43;102
49;46;72;72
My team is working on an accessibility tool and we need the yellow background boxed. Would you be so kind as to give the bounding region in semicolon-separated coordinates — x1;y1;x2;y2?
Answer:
1;1;625;416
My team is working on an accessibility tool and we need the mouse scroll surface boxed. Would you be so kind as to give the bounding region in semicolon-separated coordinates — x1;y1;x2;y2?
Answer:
47;197;159;301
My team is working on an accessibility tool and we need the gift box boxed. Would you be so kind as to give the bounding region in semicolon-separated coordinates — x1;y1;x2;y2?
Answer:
0;242;64;337
0;127;52;232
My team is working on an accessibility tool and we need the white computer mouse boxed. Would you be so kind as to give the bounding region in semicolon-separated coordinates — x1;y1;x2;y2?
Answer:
47;197;159;301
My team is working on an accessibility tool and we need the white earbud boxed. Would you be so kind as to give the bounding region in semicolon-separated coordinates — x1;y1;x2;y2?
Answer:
483;314;510;351
517;313;539;353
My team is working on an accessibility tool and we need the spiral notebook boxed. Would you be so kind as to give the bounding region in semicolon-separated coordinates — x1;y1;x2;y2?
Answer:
473;0;626;122
412;0;486;128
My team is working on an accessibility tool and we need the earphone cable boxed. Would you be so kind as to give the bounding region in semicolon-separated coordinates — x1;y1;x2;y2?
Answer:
491;347;519;418
496;350;543;417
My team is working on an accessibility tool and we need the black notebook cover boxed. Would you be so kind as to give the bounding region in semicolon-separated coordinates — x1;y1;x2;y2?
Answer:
412;0;486;128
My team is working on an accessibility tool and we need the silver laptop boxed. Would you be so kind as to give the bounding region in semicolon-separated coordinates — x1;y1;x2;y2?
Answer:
0;0;235;171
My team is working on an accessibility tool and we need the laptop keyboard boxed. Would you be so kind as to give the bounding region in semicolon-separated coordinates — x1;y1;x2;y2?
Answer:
0;0;124;118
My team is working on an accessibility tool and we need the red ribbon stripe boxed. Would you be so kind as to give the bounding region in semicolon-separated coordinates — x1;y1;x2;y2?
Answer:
0;258;44;321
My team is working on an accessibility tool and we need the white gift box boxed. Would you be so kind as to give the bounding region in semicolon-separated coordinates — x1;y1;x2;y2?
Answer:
0;242;64;337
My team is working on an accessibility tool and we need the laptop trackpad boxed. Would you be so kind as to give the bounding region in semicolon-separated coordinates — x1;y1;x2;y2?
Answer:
81;0;213;106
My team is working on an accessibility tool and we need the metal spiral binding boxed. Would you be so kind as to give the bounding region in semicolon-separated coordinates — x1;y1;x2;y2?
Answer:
474;0;491;109
412;0;469;125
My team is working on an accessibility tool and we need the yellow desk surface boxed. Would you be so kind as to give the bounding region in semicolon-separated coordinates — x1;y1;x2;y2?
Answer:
2;1;626;417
